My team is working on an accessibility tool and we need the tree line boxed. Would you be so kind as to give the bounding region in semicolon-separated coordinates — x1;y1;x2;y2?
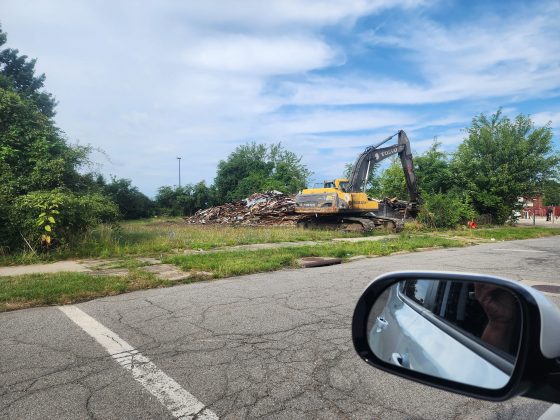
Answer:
368;112;559;226
0;26;311;253
1;25;559;254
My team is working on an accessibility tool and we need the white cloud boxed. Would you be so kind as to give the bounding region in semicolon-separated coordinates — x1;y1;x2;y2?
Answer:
261;108;418;135
160;0;428;29
287;3;560;106
0;0;557;195
531;111;560;128
182;35;338;75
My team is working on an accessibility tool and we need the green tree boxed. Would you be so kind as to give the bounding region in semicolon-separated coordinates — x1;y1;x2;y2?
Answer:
452;110;559;223
0;86;92;250
414;139;453;194
0;89;89;194
371;158;409;199
366;140;454;199
155;186;182;216
192;181;213;211
155;183;214;216
0;27;117;251
543;179;560;206
214;142;310;203
103;177;154;219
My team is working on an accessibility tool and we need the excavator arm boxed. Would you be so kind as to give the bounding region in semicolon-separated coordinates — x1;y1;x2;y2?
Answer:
347;130;420;203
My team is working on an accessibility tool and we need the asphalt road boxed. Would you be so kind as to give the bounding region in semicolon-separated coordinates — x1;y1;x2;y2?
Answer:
1;236;560;419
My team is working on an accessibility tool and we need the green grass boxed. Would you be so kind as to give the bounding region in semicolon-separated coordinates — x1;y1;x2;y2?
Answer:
3;224;560;312
165;234;463;278
0;234;463;312
0;219;372;265
0;270;178;312
2;219;560;267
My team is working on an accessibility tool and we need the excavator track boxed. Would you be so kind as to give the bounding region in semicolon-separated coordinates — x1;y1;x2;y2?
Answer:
341;216;404;232
297;215;404;232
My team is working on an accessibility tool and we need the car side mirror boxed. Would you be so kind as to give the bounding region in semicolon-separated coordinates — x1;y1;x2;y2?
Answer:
352;271;560;403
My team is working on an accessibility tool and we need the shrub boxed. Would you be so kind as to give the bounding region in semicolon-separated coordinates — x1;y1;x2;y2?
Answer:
418;193;475;228
10;190;119;251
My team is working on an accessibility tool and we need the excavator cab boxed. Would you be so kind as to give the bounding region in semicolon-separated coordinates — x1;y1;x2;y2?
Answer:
322;179;349;191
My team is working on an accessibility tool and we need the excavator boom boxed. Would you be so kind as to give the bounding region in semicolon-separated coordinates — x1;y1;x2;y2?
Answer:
347;130;419;202
294;130;421;231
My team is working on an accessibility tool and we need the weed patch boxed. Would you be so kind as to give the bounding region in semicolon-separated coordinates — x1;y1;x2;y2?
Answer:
165;235;462;278
0;270;173;312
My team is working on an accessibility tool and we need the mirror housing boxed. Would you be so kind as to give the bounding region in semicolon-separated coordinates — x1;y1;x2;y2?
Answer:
352;271;560;403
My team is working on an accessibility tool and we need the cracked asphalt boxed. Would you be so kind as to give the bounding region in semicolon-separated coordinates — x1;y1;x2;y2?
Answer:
1;236;559;419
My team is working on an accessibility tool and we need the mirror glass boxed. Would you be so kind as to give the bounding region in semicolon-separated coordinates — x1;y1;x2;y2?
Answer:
367;279;522;390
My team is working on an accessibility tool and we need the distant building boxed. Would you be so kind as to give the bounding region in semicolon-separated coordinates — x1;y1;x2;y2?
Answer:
520;195;543;208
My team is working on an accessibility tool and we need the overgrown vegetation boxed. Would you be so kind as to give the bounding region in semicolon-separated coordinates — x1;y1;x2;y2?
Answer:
165;234;463;278
2;225;560;311
0;234;461;311
418;193;475;228
0;27;115;253
453;111;559;223
0;221;367;265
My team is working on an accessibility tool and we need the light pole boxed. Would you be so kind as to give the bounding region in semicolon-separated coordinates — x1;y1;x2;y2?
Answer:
176;157;182;188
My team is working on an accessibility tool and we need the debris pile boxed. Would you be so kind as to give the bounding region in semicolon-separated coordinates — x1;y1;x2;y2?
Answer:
185;191;303;226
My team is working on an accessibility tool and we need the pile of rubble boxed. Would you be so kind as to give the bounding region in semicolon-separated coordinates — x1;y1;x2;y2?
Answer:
185;191;304;226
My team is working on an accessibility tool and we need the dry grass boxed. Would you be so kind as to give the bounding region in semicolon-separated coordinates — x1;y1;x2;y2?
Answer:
0;218;375;266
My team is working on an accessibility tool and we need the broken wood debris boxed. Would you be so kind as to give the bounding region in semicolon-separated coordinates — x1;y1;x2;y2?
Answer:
184;191;305;226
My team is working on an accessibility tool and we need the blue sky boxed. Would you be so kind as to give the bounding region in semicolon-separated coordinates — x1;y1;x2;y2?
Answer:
2;0;559;196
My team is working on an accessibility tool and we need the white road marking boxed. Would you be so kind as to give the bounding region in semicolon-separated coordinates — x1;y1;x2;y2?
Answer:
59;305;218;420
491;248;546;253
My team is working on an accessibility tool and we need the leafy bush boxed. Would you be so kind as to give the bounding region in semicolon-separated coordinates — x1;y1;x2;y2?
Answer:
10;190;119;251
418;193;475;228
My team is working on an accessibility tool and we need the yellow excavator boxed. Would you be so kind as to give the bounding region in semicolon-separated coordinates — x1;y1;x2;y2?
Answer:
294;130;421;231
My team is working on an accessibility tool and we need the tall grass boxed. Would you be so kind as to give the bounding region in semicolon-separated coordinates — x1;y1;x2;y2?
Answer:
2;218;559;267
0;219;370;265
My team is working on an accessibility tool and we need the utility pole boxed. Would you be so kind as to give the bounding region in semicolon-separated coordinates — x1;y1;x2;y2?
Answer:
176;157;182;188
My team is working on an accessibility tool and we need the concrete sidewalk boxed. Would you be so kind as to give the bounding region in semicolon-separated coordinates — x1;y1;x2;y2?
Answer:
0;261;91;277
517;216;560;227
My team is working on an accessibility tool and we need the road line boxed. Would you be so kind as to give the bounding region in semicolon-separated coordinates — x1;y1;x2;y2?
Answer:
491;248;546;253
59;305;218;420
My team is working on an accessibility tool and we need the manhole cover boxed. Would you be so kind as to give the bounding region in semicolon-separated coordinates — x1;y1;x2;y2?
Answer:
532;284;560;294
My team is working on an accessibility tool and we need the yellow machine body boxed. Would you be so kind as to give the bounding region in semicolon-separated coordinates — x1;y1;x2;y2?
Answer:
295;178;380;214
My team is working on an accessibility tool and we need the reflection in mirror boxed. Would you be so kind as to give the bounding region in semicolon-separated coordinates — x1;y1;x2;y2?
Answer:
367;279;522;390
